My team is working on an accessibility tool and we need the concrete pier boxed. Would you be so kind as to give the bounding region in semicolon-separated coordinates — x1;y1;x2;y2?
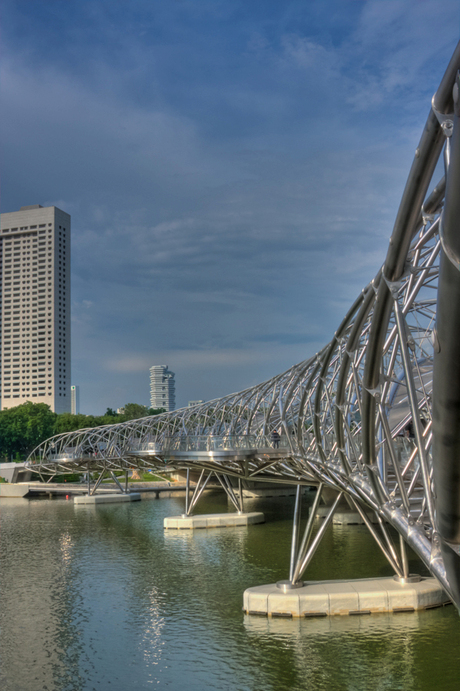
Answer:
243;577;450;617
74;493;141;505
0;483;30;498
164;512;265;529
0;463;32;483
0;481;198;500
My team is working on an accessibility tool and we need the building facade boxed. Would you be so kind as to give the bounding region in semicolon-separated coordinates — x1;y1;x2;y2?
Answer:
149;365;175;411
0;205;71;413
70;385;80;415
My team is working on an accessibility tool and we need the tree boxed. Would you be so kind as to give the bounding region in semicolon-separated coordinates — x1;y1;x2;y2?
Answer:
0;401;169;462
0;402;57;459
53;413;100;435
122;403;150;420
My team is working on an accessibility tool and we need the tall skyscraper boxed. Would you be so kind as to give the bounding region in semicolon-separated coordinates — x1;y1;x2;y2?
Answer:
71;385;80;415
149;365;175;411
0;205;71;413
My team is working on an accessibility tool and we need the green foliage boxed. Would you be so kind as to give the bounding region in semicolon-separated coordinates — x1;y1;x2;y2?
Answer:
52;413;112;434
0;402;57;459
122;403;150;420
139;472;166;482
49;473;83;483
0;401;168;460
148;407;166;416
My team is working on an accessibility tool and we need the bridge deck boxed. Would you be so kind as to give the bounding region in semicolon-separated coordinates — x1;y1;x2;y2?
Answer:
7;481;194;498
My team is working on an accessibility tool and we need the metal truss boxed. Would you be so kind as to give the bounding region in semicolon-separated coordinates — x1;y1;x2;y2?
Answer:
27;42;460;607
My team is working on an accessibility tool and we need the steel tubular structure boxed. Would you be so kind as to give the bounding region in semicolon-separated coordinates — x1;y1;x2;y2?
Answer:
27;43;460;607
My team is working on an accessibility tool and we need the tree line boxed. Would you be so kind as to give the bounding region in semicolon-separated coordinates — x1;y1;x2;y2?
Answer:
0;402;166;461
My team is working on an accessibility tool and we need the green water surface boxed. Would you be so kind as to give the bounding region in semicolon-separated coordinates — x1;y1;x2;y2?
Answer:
0;491;458;690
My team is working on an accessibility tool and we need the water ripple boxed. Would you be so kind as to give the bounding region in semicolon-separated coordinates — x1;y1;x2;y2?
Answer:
0;495;459;690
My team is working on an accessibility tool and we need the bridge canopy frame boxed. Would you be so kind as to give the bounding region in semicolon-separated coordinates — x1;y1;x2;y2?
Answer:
27;41;460;609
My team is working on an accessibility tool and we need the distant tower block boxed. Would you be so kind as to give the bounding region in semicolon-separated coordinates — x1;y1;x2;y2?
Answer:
71;385;80;415
0;205;71;413
149;365;175;411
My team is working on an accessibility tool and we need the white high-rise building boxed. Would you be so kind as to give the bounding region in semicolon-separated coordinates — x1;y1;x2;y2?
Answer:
71;385;80;415
0;205;71;413
149;365;175;411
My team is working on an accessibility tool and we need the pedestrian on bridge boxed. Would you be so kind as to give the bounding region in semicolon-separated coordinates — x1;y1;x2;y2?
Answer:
271;429;281;449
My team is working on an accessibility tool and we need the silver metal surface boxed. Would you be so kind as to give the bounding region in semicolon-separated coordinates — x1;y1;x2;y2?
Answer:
276;580;305;592
185;468;190;516
392;574;422;584
294;492;344;582
291;483;324;585
26;41;460;608
289;485;302;583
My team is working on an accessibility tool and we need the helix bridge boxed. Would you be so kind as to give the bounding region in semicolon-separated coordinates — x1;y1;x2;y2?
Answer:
28;42;460;609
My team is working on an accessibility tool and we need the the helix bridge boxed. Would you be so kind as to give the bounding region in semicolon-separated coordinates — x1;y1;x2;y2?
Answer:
27;41;460;608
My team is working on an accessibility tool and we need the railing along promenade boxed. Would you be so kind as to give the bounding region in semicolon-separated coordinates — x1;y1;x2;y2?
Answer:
28;41;460;608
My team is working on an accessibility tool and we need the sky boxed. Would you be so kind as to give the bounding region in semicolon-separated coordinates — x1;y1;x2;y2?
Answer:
1;0;459;414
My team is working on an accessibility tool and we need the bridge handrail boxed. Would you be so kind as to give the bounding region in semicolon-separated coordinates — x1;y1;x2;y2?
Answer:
162;433;291;452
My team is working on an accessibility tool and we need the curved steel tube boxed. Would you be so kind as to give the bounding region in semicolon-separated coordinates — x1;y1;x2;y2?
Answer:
26;42;460;608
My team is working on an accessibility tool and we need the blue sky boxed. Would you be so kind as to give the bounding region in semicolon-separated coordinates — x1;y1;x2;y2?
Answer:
1;0;459;413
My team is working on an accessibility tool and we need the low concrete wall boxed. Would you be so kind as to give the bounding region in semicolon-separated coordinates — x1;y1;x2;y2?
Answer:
74;493;141;505
0;483;30;498
164;512;265;529
0;463;32;484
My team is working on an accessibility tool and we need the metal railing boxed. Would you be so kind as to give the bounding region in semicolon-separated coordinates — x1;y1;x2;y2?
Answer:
163;434;291;453
128;441;163;453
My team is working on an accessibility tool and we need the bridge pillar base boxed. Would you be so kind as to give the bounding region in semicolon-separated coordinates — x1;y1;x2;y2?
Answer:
74;493;141;505
243;577;450;617
164;512;265;529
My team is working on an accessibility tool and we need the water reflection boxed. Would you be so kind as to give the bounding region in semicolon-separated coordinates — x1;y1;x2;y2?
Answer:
243;606;457;691
244;607;446;636
0;494;459;691
0;501;88;691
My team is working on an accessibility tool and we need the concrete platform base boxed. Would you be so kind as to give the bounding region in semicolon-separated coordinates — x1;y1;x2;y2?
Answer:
315;507;378;524
0;483;30;498
74;493;141;505
0;464;32;483
164;511;265;529
243;577;450;617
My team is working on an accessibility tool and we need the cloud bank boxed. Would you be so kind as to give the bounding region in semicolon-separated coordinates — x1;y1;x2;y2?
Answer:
1;0;458;412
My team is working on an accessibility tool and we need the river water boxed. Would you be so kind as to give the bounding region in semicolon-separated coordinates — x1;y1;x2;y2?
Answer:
0;490;459;691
